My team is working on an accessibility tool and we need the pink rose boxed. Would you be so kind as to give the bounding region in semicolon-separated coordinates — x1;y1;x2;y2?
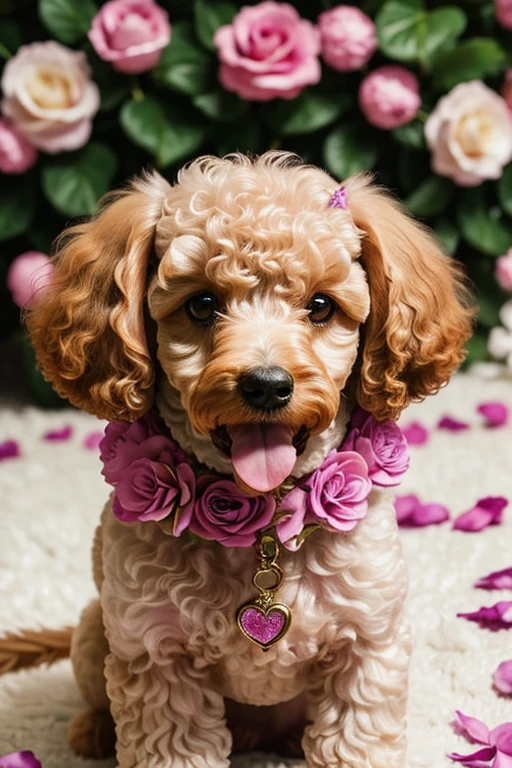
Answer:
425;81;512;187
277;450;371;547
0;118;37;173
359;65;420;129
496;249;512;292
89;0;171;75
100;412;186;485
189;476;276;547
214;1;321;101
7;251;53;309
502;69;512;112
1;42;99;153
496;0;512;29
113;453;195;524
343;409;410;486
318;5;377;72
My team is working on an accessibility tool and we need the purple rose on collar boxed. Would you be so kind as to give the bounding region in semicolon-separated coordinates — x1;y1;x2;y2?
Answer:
277;449;372;548
188;476;276;547
342;408;409;486
100;412;186;485
113;446;195;525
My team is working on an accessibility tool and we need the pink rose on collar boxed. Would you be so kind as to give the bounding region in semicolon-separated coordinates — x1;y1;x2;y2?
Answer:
277;449;371;548
89;0;171;74
342;408;409;486
214;1;321;101
100;412;186;485
113;450;195;524
189;476;276;547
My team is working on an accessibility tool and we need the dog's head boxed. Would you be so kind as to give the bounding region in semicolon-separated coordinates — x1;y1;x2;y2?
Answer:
27;152;473;491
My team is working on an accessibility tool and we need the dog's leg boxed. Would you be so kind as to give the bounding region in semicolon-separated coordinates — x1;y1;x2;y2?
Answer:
105;648;232;768
302;621;411;768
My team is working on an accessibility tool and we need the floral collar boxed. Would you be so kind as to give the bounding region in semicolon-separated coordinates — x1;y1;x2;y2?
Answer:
99;408;409;650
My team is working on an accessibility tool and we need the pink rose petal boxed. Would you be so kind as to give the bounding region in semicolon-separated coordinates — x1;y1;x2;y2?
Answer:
477;402;509;428
0;752;42;768
402;420;430;446
448;746;497;766
395;494;450;527
454;711;491;745
457;601;512;631
43;425;73;442
438;415;471;432
475;567;512;590
0;439;21;460
83;431;103;451
453;497;508;532
493;661;512;695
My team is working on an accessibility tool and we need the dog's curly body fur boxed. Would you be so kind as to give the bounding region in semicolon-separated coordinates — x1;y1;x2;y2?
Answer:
27;153;473;768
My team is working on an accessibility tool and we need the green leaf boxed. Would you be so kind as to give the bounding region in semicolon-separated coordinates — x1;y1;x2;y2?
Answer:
464;331;489;366
0;19;22;57
120;95;206;168
323;123;378;179
478;291;502;328
42;142;118;217
457;188;512;256
405;176;454;218
154;22;212;96
266;91;351;137
39;0;97;44
433;216;460;255
0;177;36;241
392;120;426;150
498;164;512;217
194;0;237;52
431;38;506;91
376;0;467;65
193;90;248;121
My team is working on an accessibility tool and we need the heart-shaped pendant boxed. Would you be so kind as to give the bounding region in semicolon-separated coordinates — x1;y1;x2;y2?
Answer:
237;602;291;650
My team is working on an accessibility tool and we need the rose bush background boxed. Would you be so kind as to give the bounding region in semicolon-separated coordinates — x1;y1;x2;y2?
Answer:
2;0;512;404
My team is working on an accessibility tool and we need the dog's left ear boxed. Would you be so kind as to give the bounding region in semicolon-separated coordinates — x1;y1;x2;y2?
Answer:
345;175;474;421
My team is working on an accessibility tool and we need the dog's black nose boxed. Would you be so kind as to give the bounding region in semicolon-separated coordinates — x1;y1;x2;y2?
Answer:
239;367;294;411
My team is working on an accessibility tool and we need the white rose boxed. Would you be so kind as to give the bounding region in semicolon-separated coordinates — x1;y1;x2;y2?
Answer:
425;80;512;187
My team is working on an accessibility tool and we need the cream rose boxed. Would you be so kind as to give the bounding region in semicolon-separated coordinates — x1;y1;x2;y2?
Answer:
425;81;512;187
1;41;100;154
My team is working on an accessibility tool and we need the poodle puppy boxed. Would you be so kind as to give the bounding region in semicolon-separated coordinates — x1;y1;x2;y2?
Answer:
27;152;473;768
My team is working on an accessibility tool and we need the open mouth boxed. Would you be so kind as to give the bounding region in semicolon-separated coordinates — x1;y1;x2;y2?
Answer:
211;423;310;493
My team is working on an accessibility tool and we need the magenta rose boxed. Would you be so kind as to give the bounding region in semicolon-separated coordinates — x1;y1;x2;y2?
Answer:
100;412;186;485
214;1;321;101
277;450;371;547
318;5;377;72
0;118;37;173
342;408;409;486
89;0;171;75
189;476;276;547
1;42;100;153
359;65;420;130
113;450;195;524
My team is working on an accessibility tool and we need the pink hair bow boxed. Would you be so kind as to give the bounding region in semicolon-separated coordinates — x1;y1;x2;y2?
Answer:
328;186;347;209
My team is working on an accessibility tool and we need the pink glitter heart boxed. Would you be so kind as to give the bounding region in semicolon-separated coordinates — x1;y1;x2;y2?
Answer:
238;605;289;648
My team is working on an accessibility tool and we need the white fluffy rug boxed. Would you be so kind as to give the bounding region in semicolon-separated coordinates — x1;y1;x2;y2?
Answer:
1;373;512;768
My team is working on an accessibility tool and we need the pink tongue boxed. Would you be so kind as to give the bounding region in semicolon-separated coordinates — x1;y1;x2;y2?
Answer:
230;424;296;493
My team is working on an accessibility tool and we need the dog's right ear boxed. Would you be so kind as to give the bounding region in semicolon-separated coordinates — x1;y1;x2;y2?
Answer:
27;172;172;421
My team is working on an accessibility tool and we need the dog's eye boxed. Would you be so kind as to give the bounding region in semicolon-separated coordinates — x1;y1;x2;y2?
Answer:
185;292;219;325
307;294;335;325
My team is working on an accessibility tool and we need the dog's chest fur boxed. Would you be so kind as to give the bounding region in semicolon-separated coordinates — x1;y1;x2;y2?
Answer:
99;487;403;708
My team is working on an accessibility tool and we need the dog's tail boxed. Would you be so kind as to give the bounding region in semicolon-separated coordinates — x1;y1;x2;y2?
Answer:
0;627;73;675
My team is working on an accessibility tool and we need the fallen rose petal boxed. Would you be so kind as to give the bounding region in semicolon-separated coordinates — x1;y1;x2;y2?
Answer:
493;660;512;695
448;746;497;766
43;425;73;442
477;401;509;428
438;415;470;432
0;752;42;768
454;711;491;744
395;494;449;527
453;497;508;532
457;601;512;631
475;567;512;590
402;420;429;445
83;431;103;451
0;439;21;460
